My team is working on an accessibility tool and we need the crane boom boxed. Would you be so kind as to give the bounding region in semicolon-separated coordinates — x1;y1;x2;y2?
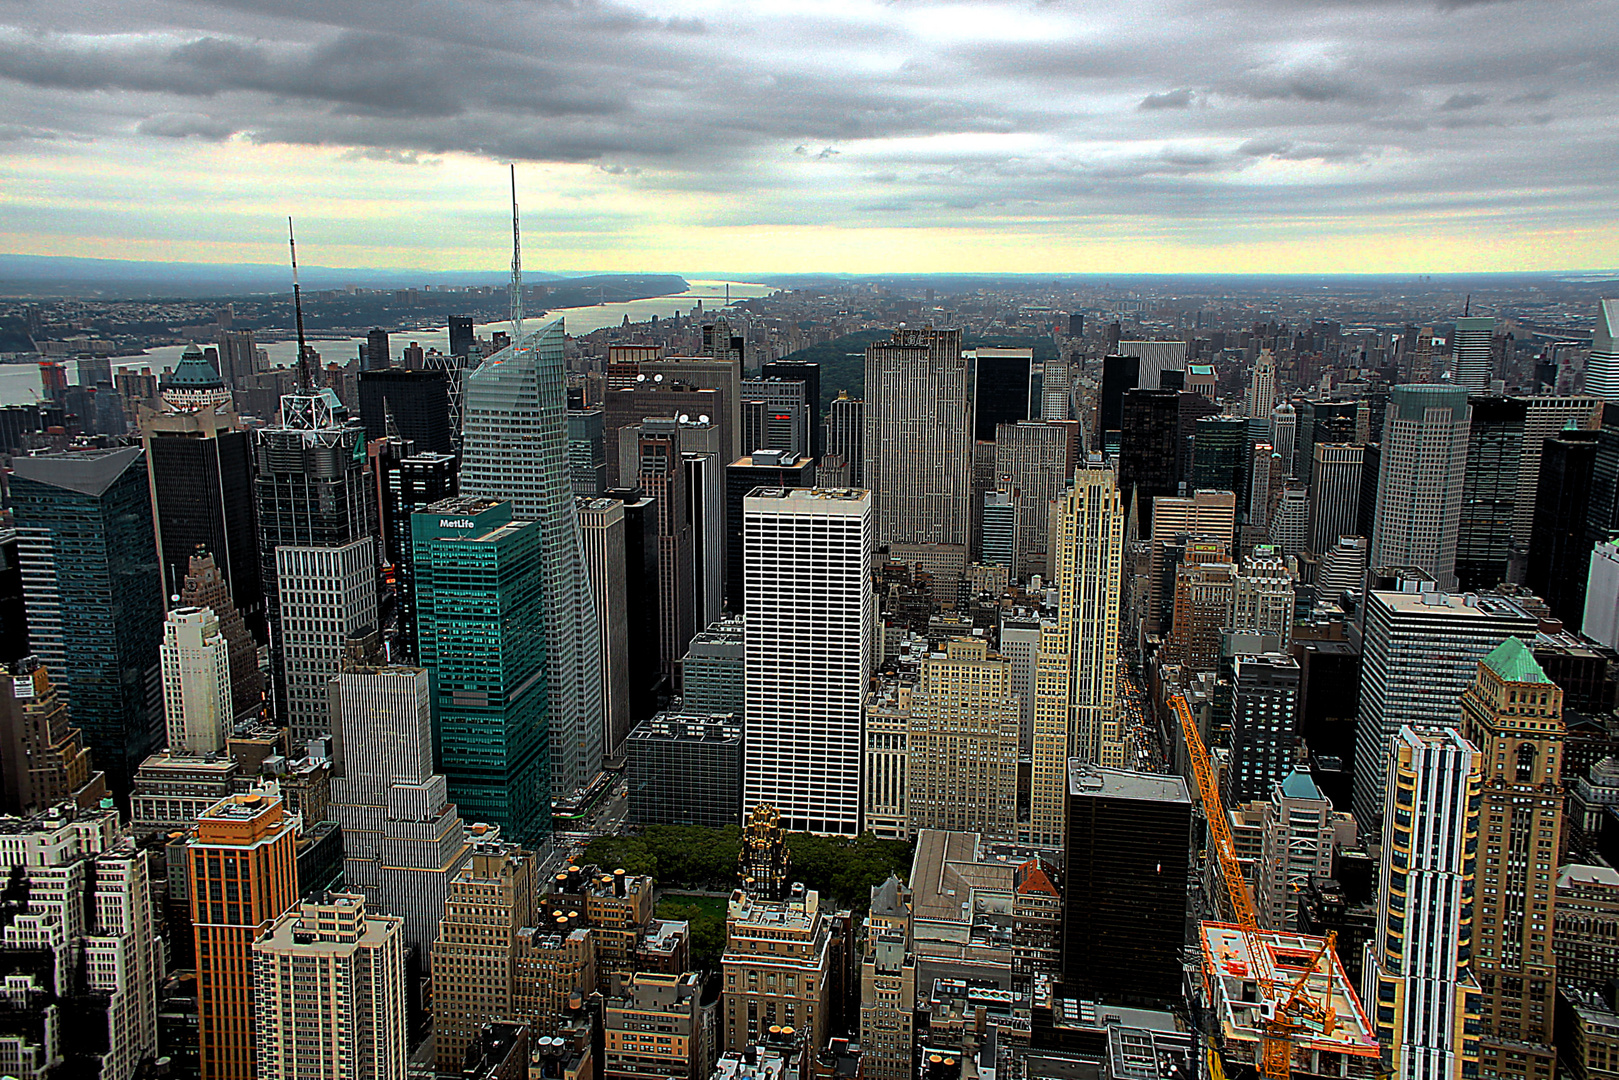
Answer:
1170;693;1259;930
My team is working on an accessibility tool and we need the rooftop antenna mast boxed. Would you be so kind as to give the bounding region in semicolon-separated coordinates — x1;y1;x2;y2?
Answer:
1464;293;1471;317
509;164;524;347
288;217;311;393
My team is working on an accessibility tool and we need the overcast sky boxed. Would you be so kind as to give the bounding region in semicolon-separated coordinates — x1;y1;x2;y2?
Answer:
2;0;1616;274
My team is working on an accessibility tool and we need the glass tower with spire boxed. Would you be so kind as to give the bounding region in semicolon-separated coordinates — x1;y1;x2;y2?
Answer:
458;317;604;800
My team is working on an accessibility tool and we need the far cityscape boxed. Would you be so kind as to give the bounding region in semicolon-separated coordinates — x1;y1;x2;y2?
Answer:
0;237;1615;1080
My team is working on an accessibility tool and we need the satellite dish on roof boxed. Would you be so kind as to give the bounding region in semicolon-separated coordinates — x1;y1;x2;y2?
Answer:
699;414;709;424
679;413;689;423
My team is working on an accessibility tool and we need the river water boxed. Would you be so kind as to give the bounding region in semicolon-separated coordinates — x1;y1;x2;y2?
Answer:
0;278;775;406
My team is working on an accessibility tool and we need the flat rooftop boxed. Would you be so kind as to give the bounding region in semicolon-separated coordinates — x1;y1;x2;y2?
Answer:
1199;923;1377;1057
1067;762;1190;804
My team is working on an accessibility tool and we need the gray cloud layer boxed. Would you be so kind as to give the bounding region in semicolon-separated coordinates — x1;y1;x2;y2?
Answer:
1;0;1617;237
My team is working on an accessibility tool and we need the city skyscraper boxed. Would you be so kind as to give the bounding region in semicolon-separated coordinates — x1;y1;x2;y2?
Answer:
188;791;300;1080
724;450;814;612
1526;427;1600;629
160;605;233;755
905;636;1019;840
863;327;972;555
1270;401;1297;476
448;315;474;358
328;654;472;957
1027;462;1125;847
1452;315;1497;392
1118;388;1180;535
632;416;697;678
971;348;1034;440
824;391;864;487
1099;354;1141;445
1370;384;1472;591
1584;299;1619;400
139;348;263;639
740;375;810;456
254;387;375;741
358;367;454;455
1225;653;1302;804
1191;414;1249;499
994;420;1075;579
576;496;633;761
1362;726;1482;1080
1511;395;1600;553
1245;348;1276;418
1352;588;1537;831
10;446;165;795
458;317;603;799
760;358;823;455
365;326;390;370
1460;639;1563;1080
413;498;550;848
382;450;458;663
0;657;106;814
743;487;874;835
1456;396;1526;591
1308;443;1365;556
253;893;407;1080
179;550;265;721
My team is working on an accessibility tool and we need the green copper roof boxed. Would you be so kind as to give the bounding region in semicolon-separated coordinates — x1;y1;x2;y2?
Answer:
1280;767;1323;801
164;345;224;389
1482;636;1551;684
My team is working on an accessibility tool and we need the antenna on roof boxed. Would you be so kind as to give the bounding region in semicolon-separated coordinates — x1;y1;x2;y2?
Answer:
509;164;524;347
1464;293;1471;317
288;217;311;393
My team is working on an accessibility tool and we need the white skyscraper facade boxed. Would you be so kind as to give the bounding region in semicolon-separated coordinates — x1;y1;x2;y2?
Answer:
1363;726;1482;1080
1586;299;1619;401
1585;539;1619;650
744;487;874;836
1371;385;1472;591
1269;401;1297;477
161;605;233;755
1452;316;1496;392
276;541;378;744
1245;349;1277;418
459;317;604;799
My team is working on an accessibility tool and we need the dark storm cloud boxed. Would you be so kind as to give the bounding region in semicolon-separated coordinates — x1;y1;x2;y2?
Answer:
0;0;1616;236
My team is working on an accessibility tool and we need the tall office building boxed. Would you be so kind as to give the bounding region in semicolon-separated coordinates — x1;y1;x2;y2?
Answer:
1062;764;1192;1006
1099;354;1141;444
1230;550;1295;648
601;488;662;726
1248;443;1278;528
825;392;864;487
860;878;916;1080
1254;768;1340;931
366;327;390;370
180;550;265;721
1352;589;1536;831
682;616;745;715
1585;539;1619;649
632;417;696;678
459;318;603;800
1026;464;1125;847
254;387;374;739
1296;399;1360;485
1318;536;1369;602
1308;444;1365;555
1362;726;1482;1080
254;893;407;1080
740;376;810;456
358;368;454;455
743;488;874;836
1585;300;1619;401
431;841;537;1074
577;497;633;761
994;420;1074;579
1459;640;1562;1080
641;355;744;465
189;791;300;1080
1512;395;1600;552
906;637;1019;840
382;450;458;663
1370;385;1472;590
161;605;233;755
724;450;815;612
1191;414;1249;499
11;447;164;795
567;408;606;496
1270;401;1297;476
1117;340;1187;392
216;328;258;387
413;498;550;848
1245;349;1277;418
328;657;472;957
971;348;1034;440
1526;428;1600;629
1225;653;1302;804
602;381;722;488
1118;388;1180;535
761;359;823;457
0;804;158;1080
1453;316;1497;392
0;657;106;814
684;444;725;632
448;315;474;358
140;351;263;639
1456;396;1525;591
863;327;972;554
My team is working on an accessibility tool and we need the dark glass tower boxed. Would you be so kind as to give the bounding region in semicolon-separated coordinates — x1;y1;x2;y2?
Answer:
140;356;263;640
9;447;165;797
384;451;458;663
358;368;454;455
1527;428;1599;630
448;316;474;358
1191;414;1250;502
1456;396;1526;591
723;451;815;612
971;349;1033;442
1118;388;1179;536
1062;763;1192;1006
1099;354;1141;446
602;488;663;726
1296;399;1359;485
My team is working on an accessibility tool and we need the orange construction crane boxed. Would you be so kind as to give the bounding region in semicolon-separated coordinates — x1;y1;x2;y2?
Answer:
1169;693;1342;1080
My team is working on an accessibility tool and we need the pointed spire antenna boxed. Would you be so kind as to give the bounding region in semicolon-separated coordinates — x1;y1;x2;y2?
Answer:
509;164;524;347
288;217;311;393
1464;293;1471;317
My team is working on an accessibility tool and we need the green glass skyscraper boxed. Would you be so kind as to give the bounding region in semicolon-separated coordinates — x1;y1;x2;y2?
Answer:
412;497;549;847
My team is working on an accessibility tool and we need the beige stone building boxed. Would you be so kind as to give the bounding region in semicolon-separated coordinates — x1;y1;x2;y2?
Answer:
906;638;1019;841
721;888;834;1054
